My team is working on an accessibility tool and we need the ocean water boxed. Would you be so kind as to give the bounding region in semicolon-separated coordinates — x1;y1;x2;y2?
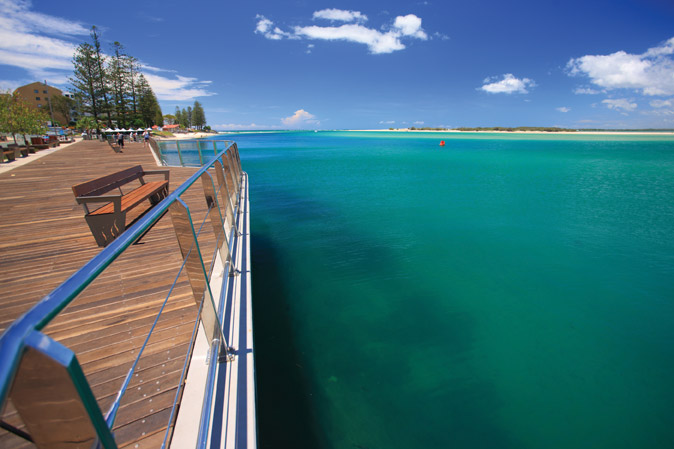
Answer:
227;131;674;449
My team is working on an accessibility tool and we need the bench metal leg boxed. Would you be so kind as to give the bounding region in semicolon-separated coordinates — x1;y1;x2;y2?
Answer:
148;186;169;206
84;213;126;247
3;150;17;162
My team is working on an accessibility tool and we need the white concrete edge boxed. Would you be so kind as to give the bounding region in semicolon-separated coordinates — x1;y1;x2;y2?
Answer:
217;172;256;449
243;174;257;449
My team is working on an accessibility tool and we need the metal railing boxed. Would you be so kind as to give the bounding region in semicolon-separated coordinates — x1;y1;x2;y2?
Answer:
0;141;246;448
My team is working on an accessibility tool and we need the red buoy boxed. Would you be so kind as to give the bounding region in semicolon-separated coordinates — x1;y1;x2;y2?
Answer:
439;140;446;146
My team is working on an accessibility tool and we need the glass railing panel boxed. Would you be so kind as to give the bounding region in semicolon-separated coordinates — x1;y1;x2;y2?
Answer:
154;140;232;167
0;397;31;446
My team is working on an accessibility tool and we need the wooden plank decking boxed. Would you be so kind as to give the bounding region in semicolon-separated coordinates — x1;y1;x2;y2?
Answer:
0;139;219;448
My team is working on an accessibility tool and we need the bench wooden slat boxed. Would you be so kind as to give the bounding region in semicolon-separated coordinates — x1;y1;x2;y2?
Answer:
90;181;168;216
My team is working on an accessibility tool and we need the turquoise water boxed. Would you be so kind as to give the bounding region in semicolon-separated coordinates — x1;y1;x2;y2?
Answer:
233;131;674;448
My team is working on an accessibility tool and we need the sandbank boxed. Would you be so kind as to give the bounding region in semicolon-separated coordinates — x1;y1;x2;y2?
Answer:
154;131;216;140
349;129;674;135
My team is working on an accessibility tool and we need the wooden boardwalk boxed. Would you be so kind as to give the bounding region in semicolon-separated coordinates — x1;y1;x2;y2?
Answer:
0;139;218;448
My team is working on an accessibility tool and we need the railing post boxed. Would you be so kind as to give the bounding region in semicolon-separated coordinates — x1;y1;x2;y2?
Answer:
197;141;204;166
176;141;185;166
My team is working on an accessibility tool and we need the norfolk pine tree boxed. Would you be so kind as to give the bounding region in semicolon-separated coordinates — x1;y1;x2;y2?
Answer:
70;43;101;126
109;42;129;127
192;101;206;129
90;26;113;127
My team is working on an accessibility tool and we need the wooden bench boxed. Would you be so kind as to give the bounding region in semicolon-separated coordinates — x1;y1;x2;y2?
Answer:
72;165;170;246
7;144;31;156
2;146;19;162
30;137;58;148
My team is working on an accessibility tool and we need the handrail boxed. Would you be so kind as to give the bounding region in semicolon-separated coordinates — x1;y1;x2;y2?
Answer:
0;140;244;448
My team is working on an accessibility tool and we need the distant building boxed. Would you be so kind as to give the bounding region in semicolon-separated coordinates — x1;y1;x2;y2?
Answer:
62;91;81;122
13;81;69;126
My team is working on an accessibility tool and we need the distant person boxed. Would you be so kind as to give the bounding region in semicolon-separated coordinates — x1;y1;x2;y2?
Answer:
117;132;124;149
143;130;150;148
81;131;87;140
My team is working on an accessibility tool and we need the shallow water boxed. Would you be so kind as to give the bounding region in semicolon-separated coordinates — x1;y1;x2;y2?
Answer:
228;131;674;449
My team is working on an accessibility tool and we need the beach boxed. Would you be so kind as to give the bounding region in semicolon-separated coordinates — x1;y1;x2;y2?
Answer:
153;131;216;140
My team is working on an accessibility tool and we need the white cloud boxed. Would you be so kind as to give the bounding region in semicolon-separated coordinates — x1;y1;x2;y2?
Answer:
143;73;215;101
256;12;428;54
567;37;674;96
556;107;571;112
379;120;395;124
0;0;81;83
480;74;535;94
650;99;672;108
574;87;602;95
294;24;405;54
313;9;367;23
255;15;293;40
414;120;425;124
281;109;319;127
0;0;89;36
0;47;72;71
392;14;427;39
141;64;177;74
602;98;637;112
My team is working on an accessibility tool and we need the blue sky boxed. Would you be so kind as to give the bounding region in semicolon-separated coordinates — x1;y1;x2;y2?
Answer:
1;0;673;129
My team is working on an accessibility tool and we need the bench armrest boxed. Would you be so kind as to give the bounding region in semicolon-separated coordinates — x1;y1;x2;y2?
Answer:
142;170;170;182
76;195;123;214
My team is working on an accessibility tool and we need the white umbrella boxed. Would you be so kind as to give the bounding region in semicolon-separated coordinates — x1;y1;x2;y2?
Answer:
113;128;121;132
104;128;114;133
136;128;144;132
120;128;127;132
